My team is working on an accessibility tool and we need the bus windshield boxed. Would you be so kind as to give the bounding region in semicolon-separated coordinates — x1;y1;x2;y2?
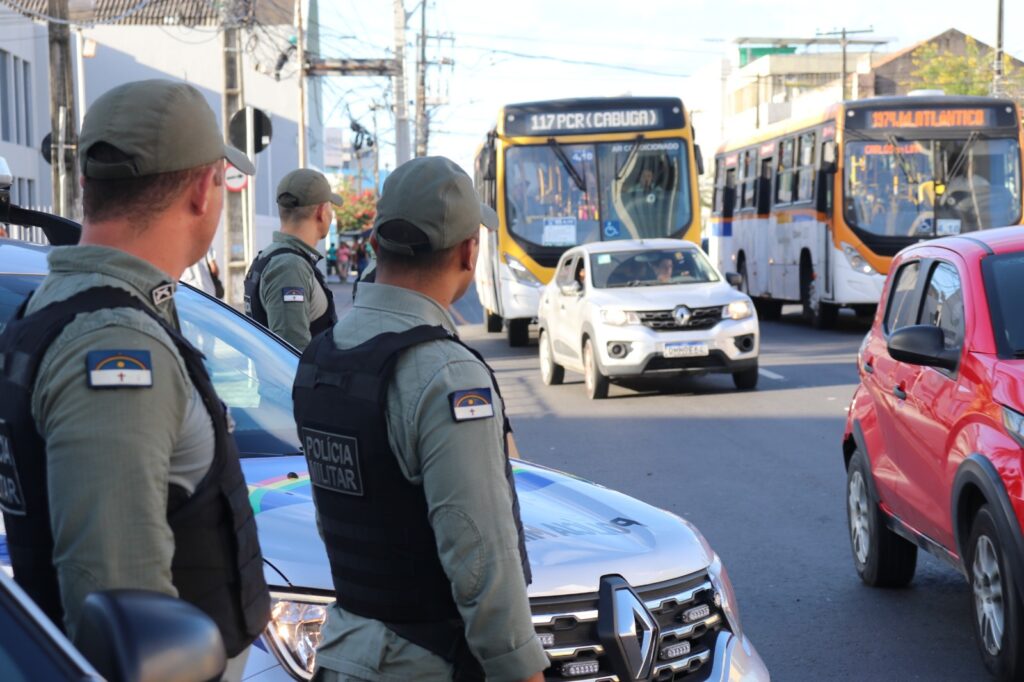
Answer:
504;139;691;251
844;137;1022;238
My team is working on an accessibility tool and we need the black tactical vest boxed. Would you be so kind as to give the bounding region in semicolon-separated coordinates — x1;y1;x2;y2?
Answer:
243;247;337;338
0;286;270;656
292;325;531;677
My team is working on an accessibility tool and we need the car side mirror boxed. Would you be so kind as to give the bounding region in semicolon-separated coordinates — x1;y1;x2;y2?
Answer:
74;590;226;682
887;325;958;371
725;272;743;289
694;144;705;176
560;281;583;296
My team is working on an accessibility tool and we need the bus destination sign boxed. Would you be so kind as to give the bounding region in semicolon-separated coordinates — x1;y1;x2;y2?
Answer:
868;108;991;129
503;99;684;136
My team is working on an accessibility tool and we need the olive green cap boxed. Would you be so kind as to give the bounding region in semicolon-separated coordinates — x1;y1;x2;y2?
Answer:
372;156;498;255
276;169;343;208
79;79;254;179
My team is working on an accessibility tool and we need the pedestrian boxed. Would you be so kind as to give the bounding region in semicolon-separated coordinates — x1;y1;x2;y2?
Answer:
0;79;270;679
354;238;371;280
243;169;340;350
326;242;339;281
181;247;222;298
292;156;548;682
337;241;351;281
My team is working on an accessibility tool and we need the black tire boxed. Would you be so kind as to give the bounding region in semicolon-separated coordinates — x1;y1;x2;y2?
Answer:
583;338;609;400
967;505;1024;680
485;310;502;333
732;364;759;390
507;318;529;347
538;330;564;386
801;257;837;330
846;450;917;587
755;298;782;321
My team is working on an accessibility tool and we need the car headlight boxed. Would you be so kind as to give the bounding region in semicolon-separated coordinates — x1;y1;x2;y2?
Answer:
707;553;743;637
266;594;333;680
503;253;543;287
1002;405;1024;448
600;309;641;325
841;242;877;276
722;299;753;320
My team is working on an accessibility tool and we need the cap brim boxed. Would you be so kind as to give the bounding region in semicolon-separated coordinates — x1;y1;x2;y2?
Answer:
329;192;344;206
480;203;499;230
224;144;255;175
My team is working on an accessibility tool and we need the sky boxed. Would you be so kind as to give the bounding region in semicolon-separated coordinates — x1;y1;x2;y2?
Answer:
316;0;1024;174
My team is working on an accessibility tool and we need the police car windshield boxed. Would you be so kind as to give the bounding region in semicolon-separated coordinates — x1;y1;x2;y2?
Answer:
176;287;302;457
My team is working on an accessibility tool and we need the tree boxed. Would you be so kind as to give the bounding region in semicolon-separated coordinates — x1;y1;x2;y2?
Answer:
332;178;376;234
906;36;1024;99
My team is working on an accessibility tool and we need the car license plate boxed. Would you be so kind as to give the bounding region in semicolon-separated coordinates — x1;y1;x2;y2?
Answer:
663;342;709;358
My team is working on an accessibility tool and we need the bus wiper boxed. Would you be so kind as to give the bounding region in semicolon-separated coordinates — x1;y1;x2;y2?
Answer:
943;131;981;187
615;134;646;181
547;138;587;192
885;134;920;188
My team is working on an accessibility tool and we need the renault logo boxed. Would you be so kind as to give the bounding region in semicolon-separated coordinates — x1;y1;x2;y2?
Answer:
597;575;658;681
673;305;692;326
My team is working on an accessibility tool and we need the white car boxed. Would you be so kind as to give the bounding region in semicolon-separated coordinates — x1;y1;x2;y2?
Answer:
538;239;760;399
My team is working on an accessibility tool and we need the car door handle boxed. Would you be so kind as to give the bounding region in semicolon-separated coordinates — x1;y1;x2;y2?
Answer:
893;385;907;400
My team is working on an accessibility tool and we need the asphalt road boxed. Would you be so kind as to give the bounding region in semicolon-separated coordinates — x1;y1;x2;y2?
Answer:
463;308;981;682
328;278;982;680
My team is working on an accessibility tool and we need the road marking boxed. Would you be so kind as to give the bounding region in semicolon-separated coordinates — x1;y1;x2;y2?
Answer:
758;368;785;381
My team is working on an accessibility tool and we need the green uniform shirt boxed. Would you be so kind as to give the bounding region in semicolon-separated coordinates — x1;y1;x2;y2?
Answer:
258;231;329;350
314;283;548;682
26;246;214;639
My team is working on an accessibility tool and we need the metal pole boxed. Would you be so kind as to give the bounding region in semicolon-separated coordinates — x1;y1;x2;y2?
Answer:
415;2;427;157
47;0;79;218
222;1;246;306
994;0;1004;95
245;105;256;266
841;27;848;101
372;105;380;193
296;0;307;167
392;0;411;165
75;29;86;127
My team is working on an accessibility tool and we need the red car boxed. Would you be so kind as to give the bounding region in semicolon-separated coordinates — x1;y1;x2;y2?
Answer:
843;225;1024;679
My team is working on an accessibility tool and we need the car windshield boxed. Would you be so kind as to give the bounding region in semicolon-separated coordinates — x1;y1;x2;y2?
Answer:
844;137;1022;238
504;139;692;252
0;275;301;457
982;251;1024;358
589;248;718;288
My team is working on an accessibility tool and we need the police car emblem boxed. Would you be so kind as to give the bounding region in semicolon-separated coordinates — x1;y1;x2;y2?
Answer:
0;421;26;515
301;427;364;496
282;287;305;302
86;350;154;388
449;388;495;421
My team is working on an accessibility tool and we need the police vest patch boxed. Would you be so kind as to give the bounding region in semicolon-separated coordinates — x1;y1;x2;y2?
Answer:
0;420;25;515
301;427;364;496
151;283;174;306
86;350;154;388
282;287;305;302
449;388;494;421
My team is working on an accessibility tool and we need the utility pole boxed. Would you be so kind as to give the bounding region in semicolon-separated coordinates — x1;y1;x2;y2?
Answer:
392;0;411;165
816;27;875;101
371;103;381;192
221;0;246;306
415;0;427;157
993;0;1004;95
296;0;307;167
47;0;79;218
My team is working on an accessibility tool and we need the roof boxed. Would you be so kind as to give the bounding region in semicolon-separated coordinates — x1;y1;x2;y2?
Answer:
572;238;698;254
949;226;1024;256
9;0;293;27
0;239;52;275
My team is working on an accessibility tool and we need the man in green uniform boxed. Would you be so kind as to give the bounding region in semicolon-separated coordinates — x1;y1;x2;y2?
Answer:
0;80;270;680
293;157;548;682
243;169;340;349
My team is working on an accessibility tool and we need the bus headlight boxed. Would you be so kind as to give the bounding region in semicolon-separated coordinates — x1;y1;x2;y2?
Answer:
841;243;877;276
266;594;333;680
600;309;641;325
503;253;543;287
722;300;753;320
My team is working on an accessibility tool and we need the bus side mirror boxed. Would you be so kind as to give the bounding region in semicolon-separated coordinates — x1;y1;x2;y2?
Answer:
482;146;496;181
819;140;837;174
695;145;705;176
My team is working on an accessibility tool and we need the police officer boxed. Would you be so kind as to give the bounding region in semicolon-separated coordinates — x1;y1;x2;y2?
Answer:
244;169;339;349
293;157;548;682
0;80;270;679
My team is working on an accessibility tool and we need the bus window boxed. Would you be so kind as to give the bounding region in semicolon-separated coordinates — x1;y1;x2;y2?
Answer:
776;138;795;204
713;159;725;215
796;133;816;203
758;158;774;214
741;150;758;210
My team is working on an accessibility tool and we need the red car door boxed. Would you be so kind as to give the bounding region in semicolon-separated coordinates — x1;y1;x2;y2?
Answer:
890;257;973;548
861;258;925;514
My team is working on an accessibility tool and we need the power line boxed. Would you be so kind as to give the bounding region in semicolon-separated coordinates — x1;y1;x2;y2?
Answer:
1;0;161;27
454;44;689;77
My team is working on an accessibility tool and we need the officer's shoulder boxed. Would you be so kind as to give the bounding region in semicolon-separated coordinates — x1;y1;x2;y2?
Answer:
263;247;313;272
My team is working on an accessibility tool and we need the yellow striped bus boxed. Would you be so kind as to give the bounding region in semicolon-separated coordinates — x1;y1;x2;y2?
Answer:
708;95;1024;328
473;97;704;346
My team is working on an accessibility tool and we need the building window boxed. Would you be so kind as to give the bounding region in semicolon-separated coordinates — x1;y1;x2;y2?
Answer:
22;59;31;146
0;51;10;142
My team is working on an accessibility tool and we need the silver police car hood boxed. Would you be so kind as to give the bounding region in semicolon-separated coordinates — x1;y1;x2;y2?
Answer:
244;456;712;596
586;281;745;311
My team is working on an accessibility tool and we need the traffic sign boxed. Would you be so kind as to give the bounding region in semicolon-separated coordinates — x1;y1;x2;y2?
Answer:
224;164;248;193
229;107;273;154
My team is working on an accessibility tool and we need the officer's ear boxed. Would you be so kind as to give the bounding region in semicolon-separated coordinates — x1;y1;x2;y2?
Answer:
457;236;479;272
188;163;222;216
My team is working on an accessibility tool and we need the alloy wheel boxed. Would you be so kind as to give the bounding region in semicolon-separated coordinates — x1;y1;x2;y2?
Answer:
848;470;871;566
973;534;1005;656
584;343;594;393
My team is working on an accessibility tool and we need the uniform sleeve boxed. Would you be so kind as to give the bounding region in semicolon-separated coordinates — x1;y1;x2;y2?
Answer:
260;255;315;350
32;324;189;639
411;360;548;682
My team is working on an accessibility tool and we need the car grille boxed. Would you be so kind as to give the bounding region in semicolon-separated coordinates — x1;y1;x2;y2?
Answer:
638;307;722;331
532;572;727;681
